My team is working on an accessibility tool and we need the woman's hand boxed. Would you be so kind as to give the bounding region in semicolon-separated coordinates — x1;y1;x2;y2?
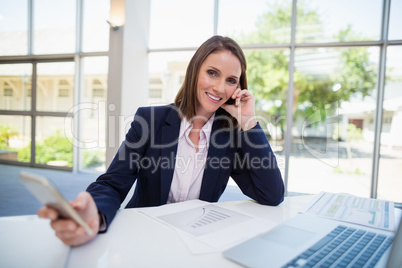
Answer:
37;191;99;247
221;87;258;131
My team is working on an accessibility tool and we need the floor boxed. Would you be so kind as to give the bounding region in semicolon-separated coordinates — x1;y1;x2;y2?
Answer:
0;164;251;217
0;164;96;217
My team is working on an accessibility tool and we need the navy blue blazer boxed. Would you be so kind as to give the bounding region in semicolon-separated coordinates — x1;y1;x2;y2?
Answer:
87;104;284;227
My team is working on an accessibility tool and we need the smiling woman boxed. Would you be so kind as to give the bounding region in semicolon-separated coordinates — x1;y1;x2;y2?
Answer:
37;35;285;247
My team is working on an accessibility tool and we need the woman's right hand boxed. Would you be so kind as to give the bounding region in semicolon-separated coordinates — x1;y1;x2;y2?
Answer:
37;191;99;246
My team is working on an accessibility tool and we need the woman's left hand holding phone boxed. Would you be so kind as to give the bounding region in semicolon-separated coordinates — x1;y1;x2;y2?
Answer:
221;87;258;131
37;191;99;247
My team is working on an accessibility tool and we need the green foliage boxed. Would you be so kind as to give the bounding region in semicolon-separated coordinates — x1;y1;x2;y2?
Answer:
239;1;377;137
334;166;365;175
332;123;363;142
346;123;363;142
18;131;73;167
17;132;104;168
37;131;73;166
17;144;30;162
83;149;104;168
0;124;18;149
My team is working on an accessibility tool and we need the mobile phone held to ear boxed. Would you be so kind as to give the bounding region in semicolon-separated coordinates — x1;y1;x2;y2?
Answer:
225;97;236;105
226;85;240;105
19;171;93;236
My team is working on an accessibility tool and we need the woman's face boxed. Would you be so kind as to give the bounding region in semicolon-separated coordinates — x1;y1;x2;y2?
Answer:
195;50;241;119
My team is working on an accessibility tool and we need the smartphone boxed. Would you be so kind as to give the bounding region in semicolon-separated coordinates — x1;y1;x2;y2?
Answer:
225;97;235;105
19;171;93;236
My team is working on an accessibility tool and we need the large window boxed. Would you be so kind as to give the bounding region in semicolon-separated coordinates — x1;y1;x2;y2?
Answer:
0;0;110;172
148;0;402;203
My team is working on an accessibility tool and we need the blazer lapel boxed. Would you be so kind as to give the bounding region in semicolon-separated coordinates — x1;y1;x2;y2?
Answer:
160;107;181;203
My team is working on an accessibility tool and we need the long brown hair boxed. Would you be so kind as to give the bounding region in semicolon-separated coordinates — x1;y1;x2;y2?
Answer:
174;36;248;125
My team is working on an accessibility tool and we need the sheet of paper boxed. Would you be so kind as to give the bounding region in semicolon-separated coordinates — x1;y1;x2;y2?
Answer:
139;200;275;252
301;192;395;231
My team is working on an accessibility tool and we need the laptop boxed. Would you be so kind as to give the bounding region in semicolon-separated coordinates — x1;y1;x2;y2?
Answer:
223;213;402;268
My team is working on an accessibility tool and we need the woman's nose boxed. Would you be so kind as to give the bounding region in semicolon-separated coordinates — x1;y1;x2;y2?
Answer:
213;79;225;93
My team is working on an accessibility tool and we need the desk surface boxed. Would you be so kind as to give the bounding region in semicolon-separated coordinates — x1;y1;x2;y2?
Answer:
3;195;400;267
0;195;312;268
69;195;313;268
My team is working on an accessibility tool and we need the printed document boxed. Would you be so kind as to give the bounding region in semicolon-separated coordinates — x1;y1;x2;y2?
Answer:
139;200;275;252
301;192;395;231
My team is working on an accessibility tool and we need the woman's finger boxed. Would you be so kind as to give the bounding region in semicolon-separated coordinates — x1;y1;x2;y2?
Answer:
37;207;58;220
231;87;242;98
234;89;253;106
51;218;77;233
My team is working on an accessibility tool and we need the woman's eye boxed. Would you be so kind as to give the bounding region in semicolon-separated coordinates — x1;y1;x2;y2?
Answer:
207;70;216;76
227;79;237;85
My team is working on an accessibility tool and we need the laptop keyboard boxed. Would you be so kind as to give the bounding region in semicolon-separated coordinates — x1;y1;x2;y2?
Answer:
282;225;393;268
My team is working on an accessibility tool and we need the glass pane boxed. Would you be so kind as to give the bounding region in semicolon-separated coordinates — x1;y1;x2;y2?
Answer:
36;62;75;112
378;46;402;203
148;51;194;105
78;56;109;172
0;64;32;111
0;0;28;55
34;0;76;54
244;49;289;177
288;47;379;197
218;0;292;44
296;0;382;43
389;0;402;40
0;115;31;163
82;0;110;52
35;116;73;167
149;0;214;49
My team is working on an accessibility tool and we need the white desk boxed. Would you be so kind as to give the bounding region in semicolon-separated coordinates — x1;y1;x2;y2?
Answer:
68;195;313;268
0;195;320;268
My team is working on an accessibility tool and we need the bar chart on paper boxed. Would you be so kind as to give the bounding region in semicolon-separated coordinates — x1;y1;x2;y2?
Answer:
158;205;251;236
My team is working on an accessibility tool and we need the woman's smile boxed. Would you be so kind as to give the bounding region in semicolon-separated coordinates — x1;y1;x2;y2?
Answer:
206;92;222;103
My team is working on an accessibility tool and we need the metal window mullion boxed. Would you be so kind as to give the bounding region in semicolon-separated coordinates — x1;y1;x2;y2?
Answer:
213;0;219;35
0;53;108;63
32;111;73;117
0;110;31;116
30;62;37;165
76;0;83;53
283;0;298;196
28;0;33;55
370;0;391;199
72;0;83;172
388;39;402;45
78;51;108;57
72;55;82;172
